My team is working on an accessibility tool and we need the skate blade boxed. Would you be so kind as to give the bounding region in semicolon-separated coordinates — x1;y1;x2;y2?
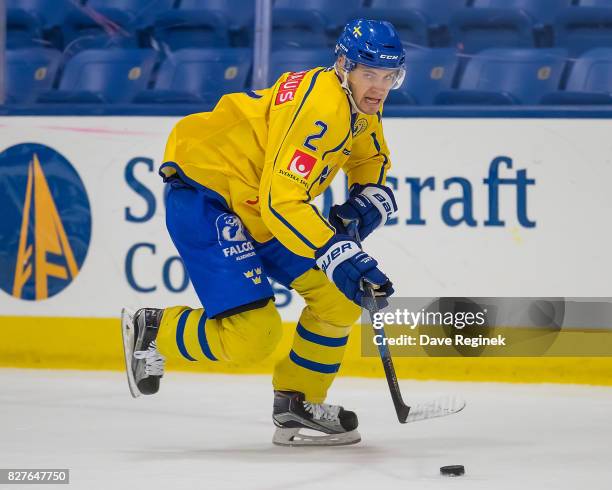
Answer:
120;307;140;399
272;427;361;447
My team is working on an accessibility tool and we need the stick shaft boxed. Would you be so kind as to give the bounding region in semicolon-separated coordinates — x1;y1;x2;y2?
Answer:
346;220;410;423
364;286;410;423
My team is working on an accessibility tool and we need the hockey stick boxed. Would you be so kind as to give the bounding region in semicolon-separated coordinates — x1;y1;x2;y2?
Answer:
346;221;410;423
362;283;411;423
348;222;466;424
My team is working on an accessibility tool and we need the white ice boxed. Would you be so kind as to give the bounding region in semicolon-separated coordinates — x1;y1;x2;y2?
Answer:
1;369;611;490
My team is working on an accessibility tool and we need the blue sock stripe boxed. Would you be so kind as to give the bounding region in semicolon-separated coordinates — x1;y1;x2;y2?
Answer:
176;309;196;361
296;323;348;347
197;312;218;361
289;350;340;374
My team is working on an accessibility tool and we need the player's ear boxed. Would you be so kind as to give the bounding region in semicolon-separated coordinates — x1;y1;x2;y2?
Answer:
335;54;345;69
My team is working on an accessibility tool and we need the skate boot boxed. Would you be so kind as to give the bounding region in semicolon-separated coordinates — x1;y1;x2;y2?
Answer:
272;391;361;446
121;308;166;398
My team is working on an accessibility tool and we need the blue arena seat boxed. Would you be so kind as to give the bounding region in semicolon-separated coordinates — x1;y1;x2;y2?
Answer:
386;48;459;105
450;0;573;53
359;0;467;48
273;0;363;32
6;9;43;48
273;0;363;48
555;0;612;55
270;49;333;83
369;0;466;27
62;11;140;50
4;48;62;104
435;48;568;105
37;48;157;104
152;11;230;50
178;0;254;33
6;0;78;29
6;0;80;48
352;9;428;48
542;48;612;104
134;48;252;103
63;0;175;49
272;11;329;50
85;0;175;27
163;0;254;47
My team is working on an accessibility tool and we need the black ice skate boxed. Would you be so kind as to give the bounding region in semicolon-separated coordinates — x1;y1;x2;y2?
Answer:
121;308;166;398
272;391;361;446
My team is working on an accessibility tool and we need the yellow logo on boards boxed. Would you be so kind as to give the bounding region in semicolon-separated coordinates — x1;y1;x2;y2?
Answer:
128;67;141;80
225;66;238;80
431;66;445;80
0;143;91;301
34;67;47;81
12;153;80;300
538;66;551;80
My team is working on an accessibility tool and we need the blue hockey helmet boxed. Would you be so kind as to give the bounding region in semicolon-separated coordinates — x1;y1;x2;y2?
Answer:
335;19;406;89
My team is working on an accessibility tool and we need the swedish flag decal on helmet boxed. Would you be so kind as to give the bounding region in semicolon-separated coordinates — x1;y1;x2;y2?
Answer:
335;19;406;73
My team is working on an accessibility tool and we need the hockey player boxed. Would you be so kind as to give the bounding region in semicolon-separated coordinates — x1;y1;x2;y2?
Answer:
121;18;406;446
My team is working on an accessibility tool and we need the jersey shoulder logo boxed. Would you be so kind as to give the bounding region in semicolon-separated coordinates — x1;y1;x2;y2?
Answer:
352;117;369;137
0;143;91;301
275;71;308;105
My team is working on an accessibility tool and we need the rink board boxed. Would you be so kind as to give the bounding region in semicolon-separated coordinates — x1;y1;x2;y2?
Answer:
1;117;611;384
1;316;611;385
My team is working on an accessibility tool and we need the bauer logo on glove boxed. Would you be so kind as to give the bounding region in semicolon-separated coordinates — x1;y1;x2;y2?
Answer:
315;235;394;305
329;183;398;240
317;240;360;276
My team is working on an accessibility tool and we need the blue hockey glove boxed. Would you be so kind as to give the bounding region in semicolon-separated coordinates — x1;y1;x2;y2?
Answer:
315;234;394;305
328;184;397;240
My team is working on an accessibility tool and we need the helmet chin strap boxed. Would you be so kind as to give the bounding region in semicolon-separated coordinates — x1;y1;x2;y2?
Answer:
334;62;362;114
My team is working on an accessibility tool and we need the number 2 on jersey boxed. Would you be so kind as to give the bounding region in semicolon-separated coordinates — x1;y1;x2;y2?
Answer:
304;121;328;151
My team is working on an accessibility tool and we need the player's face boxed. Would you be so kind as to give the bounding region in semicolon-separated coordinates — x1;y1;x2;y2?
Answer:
348;64;398;114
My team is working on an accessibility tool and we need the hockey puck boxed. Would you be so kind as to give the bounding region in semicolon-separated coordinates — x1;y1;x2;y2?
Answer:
440;465;465;477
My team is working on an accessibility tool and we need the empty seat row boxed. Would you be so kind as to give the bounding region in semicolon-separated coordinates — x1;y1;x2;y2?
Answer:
10;0;612;54
6;0;255;50
391;47;612;105
2;47;329;104
279;0;612;54
5;46;612;106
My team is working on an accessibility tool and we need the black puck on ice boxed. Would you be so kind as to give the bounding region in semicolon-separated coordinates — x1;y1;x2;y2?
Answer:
440;465;465;477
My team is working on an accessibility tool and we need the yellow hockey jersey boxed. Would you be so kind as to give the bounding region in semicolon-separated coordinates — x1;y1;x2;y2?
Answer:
160;66;391;259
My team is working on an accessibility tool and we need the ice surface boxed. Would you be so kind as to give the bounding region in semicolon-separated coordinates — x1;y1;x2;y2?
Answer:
1;369;611;490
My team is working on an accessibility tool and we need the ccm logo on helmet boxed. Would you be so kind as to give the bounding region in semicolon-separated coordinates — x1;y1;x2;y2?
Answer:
380;54;399;59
